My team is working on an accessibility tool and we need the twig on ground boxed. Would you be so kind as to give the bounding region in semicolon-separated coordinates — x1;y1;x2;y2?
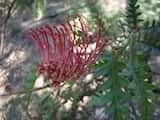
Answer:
0;84;50;97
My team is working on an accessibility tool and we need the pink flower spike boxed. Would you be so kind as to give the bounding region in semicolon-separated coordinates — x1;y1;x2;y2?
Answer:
26;16;107;87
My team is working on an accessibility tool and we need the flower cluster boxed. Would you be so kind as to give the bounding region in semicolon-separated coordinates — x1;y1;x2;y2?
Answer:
26;16;107;87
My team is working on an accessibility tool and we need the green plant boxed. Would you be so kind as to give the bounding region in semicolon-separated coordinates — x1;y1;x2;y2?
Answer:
91;49;130;120
126;0;143;30
88;0;157;120
140;18;160;49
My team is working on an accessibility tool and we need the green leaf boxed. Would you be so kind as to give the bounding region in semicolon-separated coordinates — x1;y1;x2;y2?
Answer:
143;82;155;90
99;52;113;61
128;81;137;90
93;62;110;77
25;73;36;89
22;95;31;110
77;30;82;37
98;95;111;105
22;67;37;110
119;77;129;86
98;79;112;91
88;94;110;107
39;92;51;104
32;0;46;18
66;80;74;86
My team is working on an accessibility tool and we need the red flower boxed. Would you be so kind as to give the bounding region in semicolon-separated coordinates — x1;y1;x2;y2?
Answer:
26;16;107;87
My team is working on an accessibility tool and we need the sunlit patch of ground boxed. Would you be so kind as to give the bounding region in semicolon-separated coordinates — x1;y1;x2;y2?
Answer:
101;0;126;12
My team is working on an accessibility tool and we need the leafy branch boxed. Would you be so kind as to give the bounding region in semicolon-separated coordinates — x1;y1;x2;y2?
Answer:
126;0;155;119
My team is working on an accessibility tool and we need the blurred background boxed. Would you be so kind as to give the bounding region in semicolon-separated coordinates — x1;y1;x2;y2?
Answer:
0;0;160;120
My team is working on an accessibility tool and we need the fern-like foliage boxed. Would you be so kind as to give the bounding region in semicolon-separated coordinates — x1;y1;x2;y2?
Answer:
126;0;155;119
89;49;130;120
126;0;143;30
128;44;155;120
89;0;157;119
126;0;160;49
140;18;160;49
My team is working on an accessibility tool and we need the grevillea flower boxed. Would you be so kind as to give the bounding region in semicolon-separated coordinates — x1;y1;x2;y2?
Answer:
26;16;107;87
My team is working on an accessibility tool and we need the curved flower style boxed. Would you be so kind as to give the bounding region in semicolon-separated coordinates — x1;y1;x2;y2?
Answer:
26;16;107;87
